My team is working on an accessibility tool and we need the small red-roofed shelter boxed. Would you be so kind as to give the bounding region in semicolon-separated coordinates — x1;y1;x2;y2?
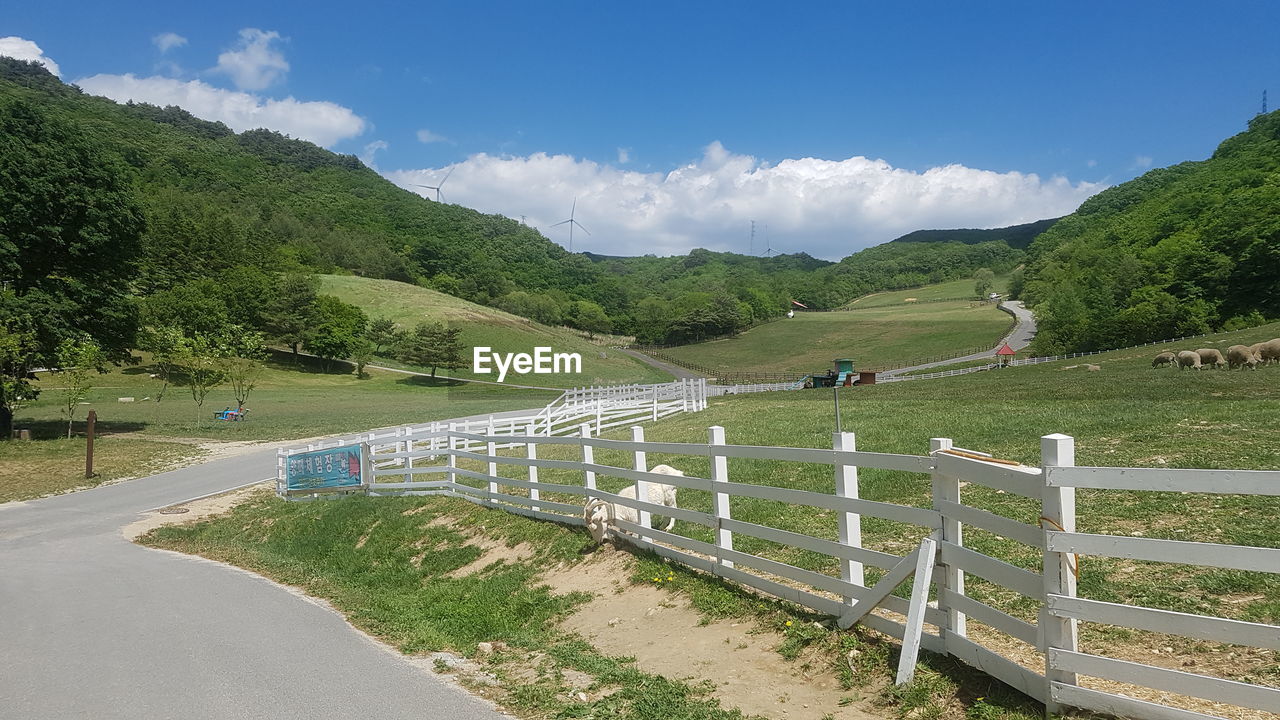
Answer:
995;343;1016;366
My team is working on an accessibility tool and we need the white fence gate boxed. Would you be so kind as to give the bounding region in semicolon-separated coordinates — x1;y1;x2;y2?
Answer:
278;420;1279;719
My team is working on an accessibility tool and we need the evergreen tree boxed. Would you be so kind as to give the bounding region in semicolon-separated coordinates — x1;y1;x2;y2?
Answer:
398;322;465;378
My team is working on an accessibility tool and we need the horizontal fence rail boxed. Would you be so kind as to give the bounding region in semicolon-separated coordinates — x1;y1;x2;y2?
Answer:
277;424;1280;719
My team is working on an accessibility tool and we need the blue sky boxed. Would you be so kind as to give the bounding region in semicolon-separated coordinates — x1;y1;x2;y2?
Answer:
5;2;1279;258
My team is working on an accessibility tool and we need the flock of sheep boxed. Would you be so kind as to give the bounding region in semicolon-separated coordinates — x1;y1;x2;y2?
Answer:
1153;339;1280;370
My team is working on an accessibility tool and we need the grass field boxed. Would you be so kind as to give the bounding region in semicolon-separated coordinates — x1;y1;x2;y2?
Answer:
132;322;1280;719
319;275;671;387
0;436;205;504
14;353;559;444
840;276;1010;310
3;353;558;503
659;299;1013;373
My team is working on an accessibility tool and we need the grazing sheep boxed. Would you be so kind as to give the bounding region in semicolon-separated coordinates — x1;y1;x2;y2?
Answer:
1195;348;1226;369
1227;344;1260;370
1176;350;1201;370
1253;338;1280;365
1152;351;1176;368
584;464;684;544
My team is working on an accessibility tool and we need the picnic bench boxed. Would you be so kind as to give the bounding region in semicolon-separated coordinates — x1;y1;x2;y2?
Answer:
213;407;249;422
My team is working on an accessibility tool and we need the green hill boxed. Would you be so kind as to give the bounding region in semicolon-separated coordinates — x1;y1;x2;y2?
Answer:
317;275;671;387
658;283;1013;374
889;217;1060;250
1021;111;1280;354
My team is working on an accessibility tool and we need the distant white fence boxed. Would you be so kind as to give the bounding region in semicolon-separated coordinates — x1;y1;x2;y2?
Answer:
706;380;801;396
279;425;1280;718
882;330;1243;383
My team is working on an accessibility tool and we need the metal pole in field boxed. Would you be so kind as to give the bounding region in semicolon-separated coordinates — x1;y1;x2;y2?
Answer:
833;386;842;434
85;410;97;479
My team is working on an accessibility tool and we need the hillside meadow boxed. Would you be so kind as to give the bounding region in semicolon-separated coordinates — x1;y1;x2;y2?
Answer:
318;275;672;387
659;298;1013;373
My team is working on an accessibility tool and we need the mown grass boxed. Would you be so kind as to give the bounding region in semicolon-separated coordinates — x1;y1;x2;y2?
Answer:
319;275;672;387
6;353;556;501
655;300;1013;374
140;321;1280;719
0;436;204;503
15;352;559;444
444;321;1280;714
141;493;757;720
840;277;1010;309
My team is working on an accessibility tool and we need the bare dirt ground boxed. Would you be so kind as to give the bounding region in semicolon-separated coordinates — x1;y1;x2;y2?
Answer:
541;549;880;720
122;481;273;540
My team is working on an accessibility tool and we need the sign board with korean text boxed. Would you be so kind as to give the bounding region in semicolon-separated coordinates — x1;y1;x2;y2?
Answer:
285;444;365;492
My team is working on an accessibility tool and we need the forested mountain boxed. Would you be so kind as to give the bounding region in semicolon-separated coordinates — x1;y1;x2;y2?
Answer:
1020;111;1280;354
889;218;1060;250
0;57;1036;347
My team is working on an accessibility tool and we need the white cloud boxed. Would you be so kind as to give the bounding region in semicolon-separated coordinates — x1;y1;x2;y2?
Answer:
416;128;448;144
1134;155;1153;169
1086;159;1098;168
0;36;60;76
212;28;288;90
386;142;1104;259
617;147;631;164
360;140;388;168
75;73;366;147
153;32;187;53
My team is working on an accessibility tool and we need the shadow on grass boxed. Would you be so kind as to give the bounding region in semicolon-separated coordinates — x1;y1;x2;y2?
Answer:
395;374;465;388
265;350;357;375
11;418;149;440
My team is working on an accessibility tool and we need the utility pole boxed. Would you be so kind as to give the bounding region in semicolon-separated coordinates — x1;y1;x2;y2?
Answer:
750;220;756;255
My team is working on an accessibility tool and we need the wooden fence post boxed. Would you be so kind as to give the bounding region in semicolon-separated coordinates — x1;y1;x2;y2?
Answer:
834;431;864;597
710;425;733;568
1041;433;1079;714
931;437;966;641
580;423;596;493
276;448;286;495
446;422;458;488
651;384;659;420
632;426;651;540
526;423;540;512
596;397;603;436
404;426;415;482
487;432;499;499
681;378;689;412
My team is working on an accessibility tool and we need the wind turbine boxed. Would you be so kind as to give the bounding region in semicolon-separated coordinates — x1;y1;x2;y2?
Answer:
551;198;590;252
413;166;454;202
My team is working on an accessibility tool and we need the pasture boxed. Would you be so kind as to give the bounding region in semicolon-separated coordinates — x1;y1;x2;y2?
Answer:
839;276;1009;309
658;299;1013;373
3;354;557;502
131;321;1280;719
319;275;671;387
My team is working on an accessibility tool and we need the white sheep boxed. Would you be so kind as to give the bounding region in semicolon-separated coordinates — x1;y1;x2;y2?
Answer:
584;464;684;544
1195;348;1226;369
1176;350;1201;370
1227;344;1260;370
1250;338;1280;365
1152;351;1176;368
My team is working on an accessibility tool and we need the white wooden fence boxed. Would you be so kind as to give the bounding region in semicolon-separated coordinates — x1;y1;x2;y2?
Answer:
279;424;1280;718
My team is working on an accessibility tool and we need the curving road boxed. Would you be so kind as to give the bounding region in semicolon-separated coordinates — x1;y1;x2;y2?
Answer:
879;301;1037;377
0;420;520;719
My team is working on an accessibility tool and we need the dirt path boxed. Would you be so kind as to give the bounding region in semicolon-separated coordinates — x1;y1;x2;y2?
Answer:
542;551;879;720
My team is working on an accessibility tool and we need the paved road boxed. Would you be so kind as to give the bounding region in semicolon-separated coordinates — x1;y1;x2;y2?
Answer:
880;301;1037;377
615;348;702;380
0;420;521;719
